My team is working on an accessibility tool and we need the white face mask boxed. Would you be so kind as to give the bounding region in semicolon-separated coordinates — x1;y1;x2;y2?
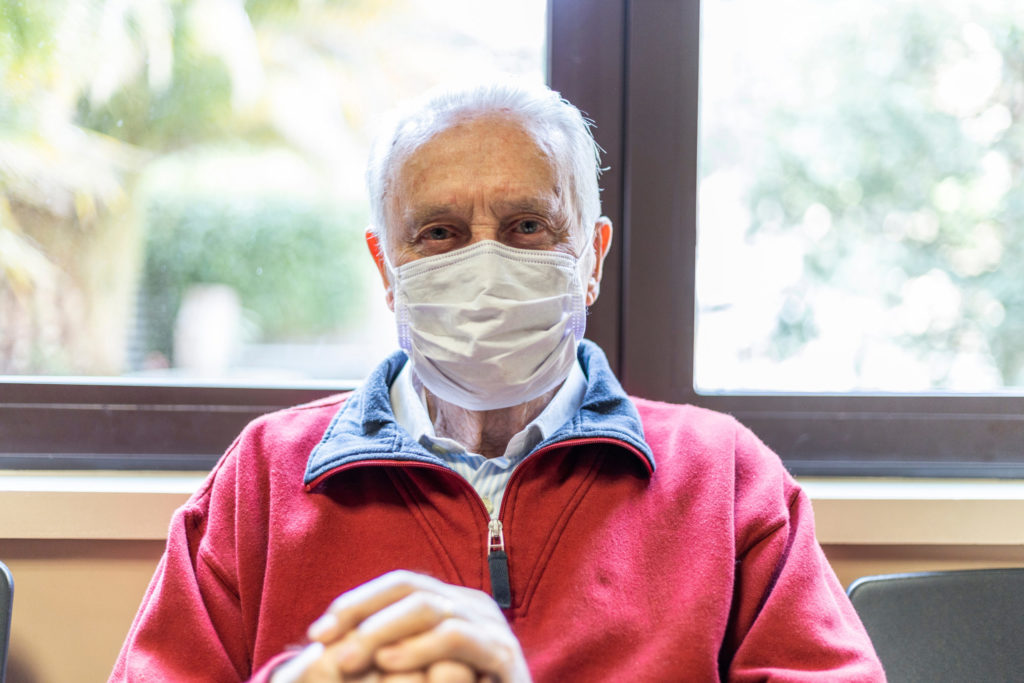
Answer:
390;240;587;411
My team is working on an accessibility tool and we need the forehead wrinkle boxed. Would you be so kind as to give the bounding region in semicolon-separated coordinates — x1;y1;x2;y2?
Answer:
490;194;560;217
389;115;577;238
406;201;472;227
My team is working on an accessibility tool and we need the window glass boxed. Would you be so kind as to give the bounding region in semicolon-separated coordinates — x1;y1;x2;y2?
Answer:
696;0;1023;393
0;0;546;382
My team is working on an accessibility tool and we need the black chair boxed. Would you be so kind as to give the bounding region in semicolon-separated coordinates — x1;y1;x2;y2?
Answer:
0;560;11;683
847;568;1024;683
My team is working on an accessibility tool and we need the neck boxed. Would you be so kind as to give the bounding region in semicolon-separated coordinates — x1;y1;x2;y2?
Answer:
425;386;561;459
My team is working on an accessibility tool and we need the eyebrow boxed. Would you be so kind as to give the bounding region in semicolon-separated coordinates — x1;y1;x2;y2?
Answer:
406;203;469;228
404;195;565;228
490;196;561;217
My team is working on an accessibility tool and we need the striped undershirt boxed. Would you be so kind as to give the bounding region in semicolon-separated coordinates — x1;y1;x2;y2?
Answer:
389;359;587;518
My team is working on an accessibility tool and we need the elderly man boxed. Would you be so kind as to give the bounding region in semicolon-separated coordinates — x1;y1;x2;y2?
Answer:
112;81;884;682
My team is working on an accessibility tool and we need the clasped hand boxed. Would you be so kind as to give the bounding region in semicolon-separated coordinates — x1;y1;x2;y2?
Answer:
273;570;531;683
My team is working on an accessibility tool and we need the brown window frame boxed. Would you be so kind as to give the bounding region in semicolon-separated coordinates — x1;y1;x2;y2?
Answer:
561;0;1024;478
3;0;1023;475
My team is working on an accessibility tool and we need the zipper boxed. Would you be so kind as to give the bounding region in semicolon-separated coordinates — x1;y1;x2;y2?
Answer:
483;437;643;610
487;518;512;608
307;436;650;609
310;459;514;605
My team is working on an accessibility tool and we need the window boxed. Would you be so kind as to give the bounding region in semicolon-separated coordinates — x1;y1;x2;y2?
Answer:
1;0;546;383
0;0;549;468
4;0;1023;475
697;0;1023;394
615;0;1024;476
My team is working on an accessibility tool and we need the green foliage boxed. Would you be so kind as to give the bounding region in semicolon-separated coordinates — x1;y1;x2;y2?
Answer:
0;0;54;64
245;0;372;20
70;1;239;149
77;53;236;149
2;0;387;375
141;195;369;362
722;1;1024;386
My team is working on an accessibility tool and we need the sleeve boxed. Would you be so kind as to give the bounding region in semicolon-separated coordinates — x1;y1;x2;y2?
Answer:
722;428;886;681
108;461;295;682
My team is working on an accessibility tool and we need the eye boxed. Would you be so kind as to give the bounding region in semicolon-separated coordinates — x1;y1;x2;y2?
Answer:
409;222;465;255
514;219;544;234
422;225;454;241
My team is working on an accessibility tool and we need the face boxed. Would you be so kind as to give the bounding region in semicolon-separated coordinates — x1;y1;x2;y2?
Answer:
366;114;612;309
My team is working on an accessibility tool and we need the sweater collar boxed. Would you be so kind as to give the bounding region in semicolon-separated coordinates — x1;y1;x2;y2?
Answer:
304;340;654;487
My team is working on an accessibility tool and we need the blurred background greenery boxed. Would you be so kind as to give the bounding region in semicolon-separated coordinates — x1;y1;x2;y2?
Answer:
0;0;544;379
698;0;1024;391
2;0;1020;391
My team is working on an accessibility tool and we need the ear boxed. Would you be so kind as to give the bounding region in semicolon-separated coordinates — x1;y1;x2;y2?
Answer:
365;229;395;312
585;217;613;306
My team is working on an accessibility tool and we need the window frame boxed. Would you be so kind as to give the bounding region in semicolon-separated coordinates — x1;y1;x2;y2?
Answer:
3;0;1023;475
608;0;1024;477
0;0;620;471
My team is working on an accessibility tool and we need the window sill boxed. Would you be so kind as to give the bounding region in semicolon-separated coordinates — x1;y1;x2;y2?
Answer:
801;477;1024;546
0;470;205;540
3;471;1024;545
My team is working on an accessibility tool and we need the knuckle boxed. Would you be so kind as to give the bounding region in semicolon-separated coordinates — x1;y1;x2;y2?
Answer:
437;619;472;650
430;594;454;618
495;644;516;670
484;630;518;675
386;569;442;597
384;568;419;588
328;593;349;612
405;592;436;619
459;585;490;602
459;586;503;614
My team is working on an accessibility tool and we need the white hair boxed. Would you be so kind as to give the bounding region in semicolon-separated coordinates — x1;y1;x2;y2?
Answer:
366;79;603;240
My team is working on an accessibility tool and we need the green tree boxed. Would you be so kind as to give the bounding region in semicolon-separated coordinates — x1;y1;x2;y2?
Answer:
0;0;385;374
702;0;1024;389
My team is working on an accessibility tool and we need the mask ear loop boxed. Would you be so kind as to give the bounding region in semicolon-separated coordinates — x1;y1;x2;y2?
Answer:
570;264;588;342
389;266;413;352
569;225;595;342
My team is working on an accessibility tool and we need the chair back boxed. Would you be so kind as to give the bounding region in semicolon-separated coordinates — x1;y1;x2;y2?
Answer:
0;560;11;683
847;568;1024;683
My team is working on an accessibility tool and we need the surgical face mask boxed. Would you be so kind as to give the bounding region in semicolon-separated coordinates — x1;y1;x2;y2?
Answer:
389;240;587;411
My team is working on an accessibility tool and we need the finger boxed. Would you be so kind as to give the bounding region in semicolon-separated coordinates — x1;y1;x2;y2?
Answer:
373;620;520;682
270;640;381;683
320;634;386;682
359;592;457;647
377;672;427;683
309;571;451;643
270;642;326;683
336;592;457;673
426;660;477;683
344;672;384;683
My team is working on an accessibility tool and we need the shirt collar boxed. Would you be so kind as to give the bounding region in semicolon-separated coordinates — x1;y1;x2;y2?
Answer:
390;357;588;465
304;340;654;487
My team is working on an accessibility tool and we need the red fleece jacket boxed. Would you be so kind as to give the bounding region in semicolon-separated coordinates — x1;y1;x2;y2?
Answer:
111;395;883;681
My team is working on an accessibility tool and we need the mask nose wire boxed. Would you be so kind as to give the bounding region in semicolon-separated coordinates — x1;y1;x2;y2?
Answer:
382;234;591;297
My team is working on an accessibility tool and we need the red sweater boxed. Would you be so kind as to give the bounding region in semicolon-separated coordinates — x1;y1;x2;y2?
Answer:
111;347;883;681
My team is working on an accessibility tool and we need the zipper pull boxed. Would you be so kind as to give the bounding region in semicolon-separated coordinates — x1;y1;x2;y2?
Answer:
487;519;512;609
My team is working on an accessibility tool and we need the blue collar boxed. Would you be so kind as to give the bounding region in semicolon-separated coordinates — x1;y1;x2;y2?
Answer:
303;340;655;486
